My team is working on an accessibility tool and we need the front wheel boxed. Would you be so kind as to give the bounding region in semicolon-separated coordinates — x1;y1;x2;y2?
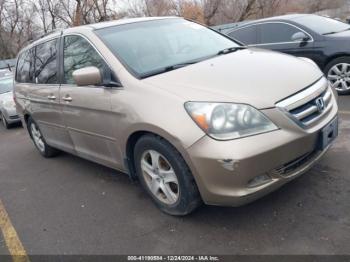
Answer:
1;113;9;129
325;57;350;95
27;117;59;158
134;135;202;216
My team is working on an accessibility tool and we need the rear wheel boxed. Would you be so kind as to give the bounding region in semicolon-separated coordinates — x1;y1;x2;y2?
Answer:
134;135;202;216
1;113;9;129
325;57;350;95
27;117;59;158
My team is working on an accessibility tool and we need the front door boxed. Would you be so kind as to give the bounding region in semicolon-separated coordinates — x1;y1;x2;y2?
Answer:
59;34;119;168
256;22;316;59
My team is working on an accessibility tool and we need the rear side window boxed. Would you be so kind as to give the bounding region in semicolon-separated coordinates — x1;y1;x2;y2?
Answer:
16;49;35;83
259;23;301;44
228;25;258;45
34;39;58;84
63;35;106;84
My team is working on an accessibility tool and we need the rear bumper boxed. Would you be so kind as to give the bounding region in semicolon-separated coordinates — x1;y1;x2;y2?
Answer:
185;107;338;206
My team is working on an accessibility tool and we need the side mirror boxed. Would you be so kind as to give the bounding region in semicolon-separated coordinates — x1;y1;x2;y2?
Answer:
291;32;310;42
72;66;102;86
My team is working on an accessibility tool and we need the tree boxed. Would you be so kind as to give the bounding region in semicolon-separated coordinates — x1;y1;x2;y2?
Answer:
175;0;204;23
0;0;349;60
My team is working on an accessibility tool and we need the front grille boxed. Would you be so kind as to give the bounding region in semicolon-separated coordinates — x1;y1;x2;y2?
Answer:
276;77;334;128
9;115;19;120
272;150;318;177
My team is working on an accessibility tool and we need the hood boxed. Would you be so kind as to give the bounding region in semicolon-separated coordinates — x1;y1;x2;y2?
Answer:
143;48;323;109
0;91;14;105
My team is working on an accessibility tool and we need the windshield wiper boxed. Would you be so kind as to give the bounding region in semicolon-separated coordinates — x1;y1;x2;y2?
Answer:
323;28;350;35
164;61;198;71
323;31;338;35
140;47;247;79
140;61;199;78
217;46;247;55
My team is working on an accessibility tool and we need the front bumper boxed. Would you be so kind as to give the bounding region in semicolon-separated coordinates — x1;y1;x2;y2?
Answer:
3;108;21;124
186;105;338;206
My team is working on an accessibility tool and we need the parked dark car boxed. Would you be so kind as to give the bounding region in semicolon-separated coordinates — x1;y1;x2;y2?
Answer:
217;14;350;94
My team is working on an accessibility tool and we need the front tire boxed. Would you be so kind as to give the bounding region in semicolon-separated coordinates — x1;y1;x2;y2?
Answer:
1;113;9;129
324;56;350;95
27;117;59;158
134;135;202;216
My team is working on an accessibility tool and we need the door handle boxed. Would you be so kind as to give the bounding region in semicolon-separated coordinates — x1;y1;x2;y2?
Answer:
62;96;73;102
47;95;56;100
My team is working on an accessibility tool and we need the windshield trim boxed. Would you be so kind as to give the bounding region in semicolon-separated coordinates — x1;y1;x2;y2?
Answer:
94;18;242;80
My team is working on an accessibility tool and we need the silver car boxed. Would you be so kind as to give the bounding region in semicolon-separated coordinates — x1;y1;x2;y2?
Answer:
0;76;21;129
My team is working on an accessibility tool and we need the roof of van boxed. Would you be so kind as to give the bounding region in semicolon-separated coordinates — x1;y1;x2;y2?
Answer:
20;16;180;54
87;16;178;29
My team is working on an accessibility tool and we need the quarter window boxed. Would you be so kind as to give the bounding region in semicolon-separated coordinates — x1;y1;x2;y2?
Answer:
63;35;106;84
259;23;302;44
34;39;58;84
228;26;258;45
16;48;35;83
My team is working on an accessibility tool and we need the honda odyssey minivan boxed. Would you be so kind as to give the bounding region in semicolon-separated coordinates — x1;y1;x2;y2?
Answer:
14;17;338;215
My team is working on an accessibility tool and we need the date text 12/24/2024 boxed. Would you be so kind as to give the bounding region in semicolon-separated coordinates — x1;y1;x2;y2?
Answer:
127;256;220;261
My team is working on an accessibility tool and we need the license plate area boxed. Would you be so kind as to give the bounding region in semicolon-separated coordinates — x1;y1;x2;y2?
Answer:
318;117;338;150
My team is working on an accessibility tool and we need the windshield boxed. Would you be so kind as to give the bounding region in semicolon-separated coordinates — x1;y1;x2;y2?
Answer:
294;15;350;35
95;18;239;78
0;77;13;94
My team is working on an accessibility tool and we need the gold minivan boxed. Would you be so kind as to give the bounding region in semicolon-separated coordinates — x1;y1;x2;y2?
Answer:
14;17;338;215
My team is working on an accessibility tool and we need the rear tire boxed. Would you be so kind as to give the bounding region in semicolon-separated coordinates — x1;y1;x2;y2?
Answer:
27;117;59;158
134;134;202;216
324;56;350;95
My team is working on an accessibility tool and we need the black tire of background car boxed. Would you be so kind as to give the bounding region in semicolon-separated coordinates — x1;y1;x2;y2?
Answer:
1;113;9;129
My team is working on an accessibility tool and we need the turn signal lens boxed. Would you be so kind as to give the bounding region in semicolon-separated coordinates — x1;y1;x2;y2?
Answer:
192;114;209;131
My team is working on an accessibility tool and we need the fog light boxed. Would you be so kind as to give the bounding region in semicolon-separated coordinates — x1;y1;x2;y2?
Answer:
247;174;272;188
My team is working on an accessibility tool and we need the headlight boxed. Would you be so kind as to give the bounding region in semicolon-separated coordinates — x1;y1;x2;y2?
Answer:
185;102;278;140
4;100;15;108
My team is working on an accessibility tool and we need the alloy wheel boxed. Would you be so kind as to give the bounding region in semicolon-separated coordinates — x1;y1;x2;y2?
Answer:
140;150;179;205
30;123;45;153
327;63;350;91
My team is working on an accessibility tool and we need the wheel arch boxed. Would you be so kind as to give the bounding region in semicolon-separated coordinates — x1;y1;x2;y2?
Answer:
124;125;196;181
24;113;30;124
324;53;350;71
23;113;32;138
